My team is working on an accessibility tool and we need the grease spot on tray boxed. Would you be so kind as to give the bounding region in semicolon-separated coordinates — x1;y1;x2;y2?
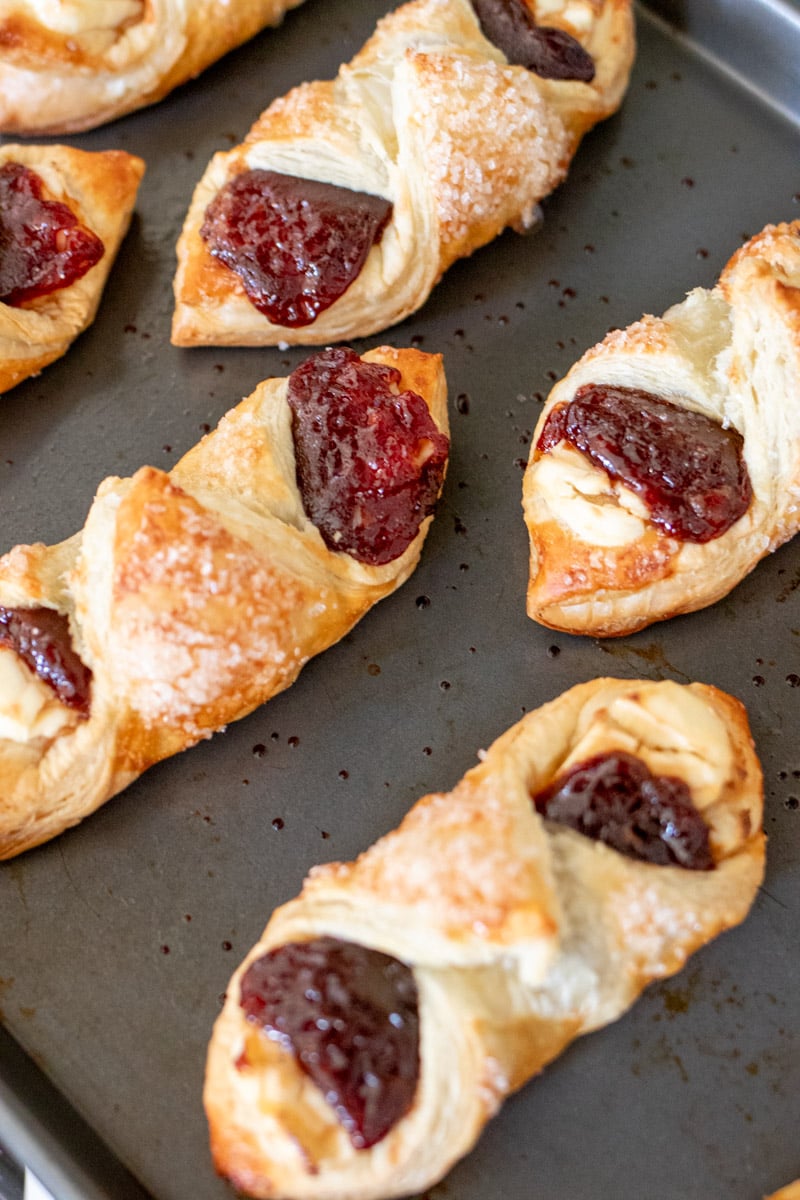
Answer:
659;983;692;1016
594;639;689;682
775;562;800;602
631;1034;690;1084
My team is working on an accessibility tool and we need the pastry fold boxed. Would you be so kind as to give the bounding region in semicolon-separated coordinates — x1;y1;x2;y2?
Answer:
523;220;800;636
0;346;448;859
206;677;764;1200
0;143;145;395
0;0;306;134
172;0;635;347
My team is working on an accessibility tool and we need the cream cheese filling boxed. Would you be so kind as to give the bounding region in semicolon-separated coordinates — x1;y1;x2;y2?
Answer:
0;646;78;742
533;442;648;546
7;0;143;35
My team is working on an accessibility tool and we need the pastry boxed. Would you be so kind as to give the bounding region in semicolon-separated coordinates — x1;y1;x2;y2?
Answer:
523;220;800;636
766;1183;800;1200
171;0;635;347
205;677;764;1200
0;345;448;859
0;0;307;135
0;143;145;395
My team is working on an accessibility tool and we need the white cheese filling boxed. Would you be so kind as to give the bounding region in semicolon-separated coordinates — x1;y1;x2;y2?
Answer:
7;0;143;35
0;646;78;742
533;442;648;546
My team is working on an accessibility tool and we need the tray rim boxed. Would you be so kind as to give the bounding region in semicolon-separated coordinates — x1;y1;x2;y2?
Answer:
636;0;800;126
0;1022;149;1200
1;2;799;1198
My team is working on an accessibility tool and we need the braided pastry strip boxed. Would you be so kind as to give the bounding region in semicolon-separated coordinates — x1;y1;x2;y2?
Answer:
0;346;447;859
171;0;635;346
523;220;800;636
206;677;764;1200
0;0;306;134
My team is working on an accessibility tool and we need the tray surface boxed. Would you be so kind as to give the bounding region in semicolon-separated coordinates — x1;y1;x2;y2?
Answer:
1;3;799;1199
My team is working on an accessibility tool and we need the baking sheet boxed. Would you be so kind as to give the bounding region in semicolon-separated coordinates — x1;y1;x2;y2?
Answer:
1;2;799;1198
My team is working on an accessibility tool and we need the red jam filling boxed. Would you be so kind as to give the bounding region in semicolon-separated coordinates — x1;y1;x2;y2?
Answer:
533;749;713;870
287;347;449;565
536;384;753;542
0;162;104;306
0;605;92;716
200;169;393;327
470;0;595;81
239;937;420;1150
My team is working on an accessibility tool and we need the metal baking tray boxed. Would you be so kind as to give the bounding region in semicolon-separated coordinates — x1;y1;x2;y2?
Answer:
1;2;799;1198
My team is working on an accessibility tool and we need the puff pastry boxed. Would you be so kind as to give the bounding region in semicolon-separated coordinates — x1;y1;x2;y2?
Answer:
766;1183;800;1200
523;220;800;636
0;0;307;135
767;1180;800;1200
171;0;635;347
0;346;448;859
206;677;764;1200
0;143;145;396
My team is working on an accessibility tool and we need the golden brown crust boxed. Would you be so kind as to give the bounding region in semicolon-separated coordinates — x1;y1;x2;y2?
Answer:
523;220;800;636
205;677;765;1200
0;143;145;396
171;0;635;347
0;0;306;134
0;346;448;859
765;1183;800;1200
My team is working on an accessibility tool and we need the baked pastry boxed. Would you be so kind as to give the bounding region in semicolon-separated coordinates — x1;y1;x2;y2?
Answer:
0;345;448;859
766;1183;800;1200
171;0;635;347
205;677;764;1200
523;220;800;636
0;0;307;135
0;143;145;395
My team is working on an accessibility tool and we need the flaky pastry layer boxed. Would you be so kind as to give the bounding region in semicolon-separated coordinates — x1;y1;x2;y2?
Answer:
0;143;145;395
172;0;635;346
0;0;305;134
206;677;764;1200
523;220;800;635
0;346;448;859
